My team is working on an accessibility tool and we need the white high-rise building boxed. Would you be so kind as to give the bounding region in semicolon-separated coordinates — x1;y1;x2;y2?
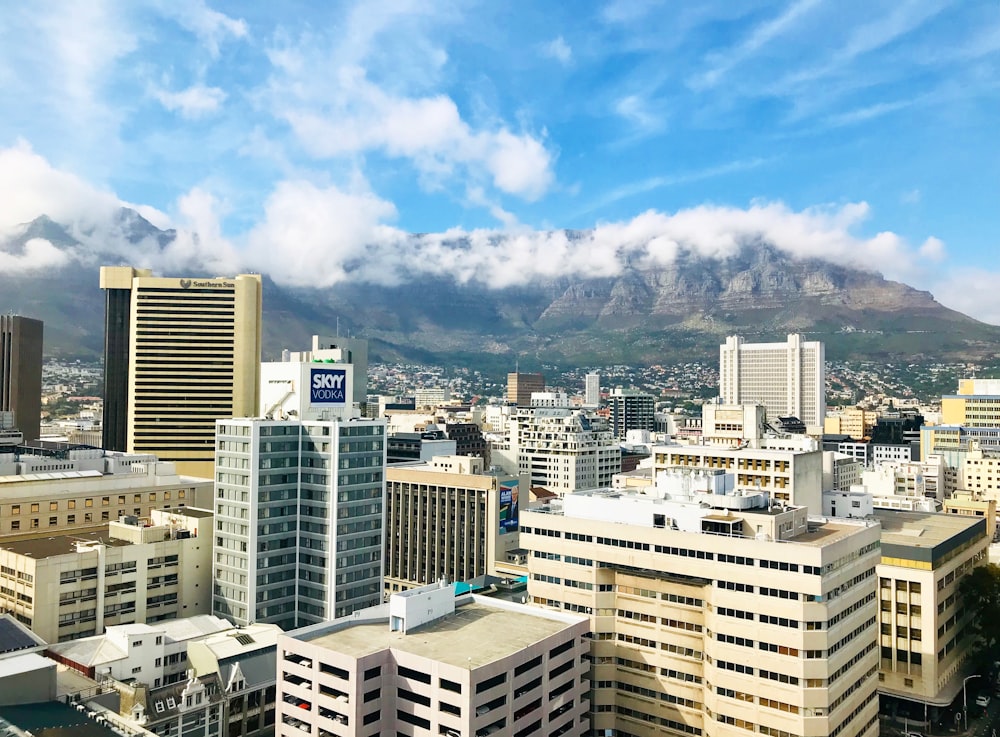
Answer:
585;372;601;407
720;333;826;428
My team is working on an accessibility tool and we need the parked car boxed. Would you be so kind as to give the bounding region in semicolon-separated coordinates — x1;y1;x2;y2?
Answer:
976;695;991;708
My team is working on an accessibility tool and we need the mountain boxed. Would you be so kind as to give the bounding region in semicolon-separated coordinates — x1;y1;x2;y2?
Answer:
1;210;998;368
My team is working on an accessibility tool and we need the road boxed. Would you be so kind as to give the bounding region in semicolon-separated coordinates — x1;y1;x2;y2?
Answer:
972;696;1000;737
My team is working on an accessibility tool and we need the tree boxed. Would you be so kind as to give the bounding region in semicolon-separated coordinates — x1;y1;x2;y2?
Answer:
959;563;1000;672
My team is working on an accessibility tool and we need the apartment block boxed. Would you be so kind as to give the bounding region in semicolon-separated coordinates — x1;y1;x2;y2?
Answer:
490;406;620;495
0;314;43;443
275;582;590;737
0;507;211;643
608;388;656;440
213;417;386;629
585;372;601;408
0;450;212;538
385;456;521;592
720;334;826;428
652;442;824;512
874;509;988;706
100;266;262;476
824;408;876;440
521;485;880;737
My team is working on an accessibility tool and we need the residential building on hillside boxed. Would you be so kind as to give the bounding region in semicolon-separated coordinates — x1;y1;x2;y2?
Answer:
521;484;880;737
275;581;590;737
385;455;521;592
100;266;262;477
0;314;43;443
0;507;211;643
720;333;826;428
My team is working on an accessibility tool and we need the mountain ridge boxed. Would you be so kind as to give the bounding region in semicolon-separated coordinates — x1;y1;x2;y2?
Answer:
1;210;997;368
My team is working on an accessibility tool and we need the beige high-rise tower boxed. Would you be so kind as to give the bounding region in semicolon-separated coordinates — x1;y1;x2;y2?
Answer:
100;267;262;477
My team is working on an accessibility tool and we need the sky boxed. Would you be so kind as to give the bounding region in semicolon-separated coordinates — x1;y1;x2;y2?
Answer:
0;1;999;321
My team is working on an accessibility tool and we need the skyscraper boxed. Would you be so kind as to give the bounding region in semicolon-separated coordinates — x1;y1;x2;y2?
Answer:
584;371;600;407
100;267;262;477
608;386;655;439
0;315;43;443
506;371;544;406
719;333;826;428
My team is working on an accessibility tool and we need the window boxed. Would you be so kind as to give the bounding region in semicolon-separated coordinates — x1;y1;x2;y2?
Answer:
50;502;58;511
11;505;19;515
10;521;19;531
49;516;58;526
30;504;39;513
68;500;76;510
85;498;93;508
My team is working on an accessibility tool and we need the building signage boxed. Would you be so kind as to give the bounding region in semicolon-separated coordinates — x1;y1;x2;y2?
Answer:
310;368;347;405
179;279;235;289
499;480;519;534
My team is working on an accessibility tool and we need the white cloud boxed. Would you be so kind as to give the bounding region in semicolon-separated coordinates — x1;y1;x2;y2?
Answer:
154;84;227;118
0;238;72;273
614;94;665;134
151;0;247;56
542;36;572;65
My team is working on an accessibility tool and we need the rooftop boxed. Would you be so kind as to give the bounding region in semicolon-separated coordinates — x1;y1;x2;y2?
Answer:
0;529;132;558
303;597;582;669
874;509;985;550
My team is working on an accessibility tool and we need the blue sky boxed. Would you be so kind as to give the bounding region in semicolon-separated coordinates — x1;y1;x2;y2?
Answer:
1;1;999;321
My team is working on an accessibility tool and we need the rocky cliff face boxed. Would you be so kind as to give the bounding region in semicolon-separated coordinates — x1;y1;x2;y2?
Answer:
0;213;994;366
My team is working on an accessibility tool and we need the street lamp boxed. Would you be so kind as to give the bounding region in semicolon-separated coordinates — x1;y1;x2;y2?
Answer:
964;674;982;731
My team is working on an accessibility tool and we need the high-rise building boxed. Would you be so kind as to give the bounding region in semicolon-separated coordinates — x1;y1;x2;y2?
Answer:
506;372;544;407
585;372;601;407
276;582;590;737
522;485;881;737
719;333;826;428
0;315;43;443
608;387;655;440
385;455;521;592
100;267;262;477
212;417;386;630
490;406;621;495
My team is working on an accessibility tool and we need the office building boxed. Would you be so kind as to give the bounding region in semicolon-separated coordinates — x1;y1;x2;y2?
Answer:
507;372;545;407
824;407;876;439
275;582;590;737
491;406;620;495
652;442;824;512
522;485;881;737
100;266;262;477
271;335;369;408
585;372;601;407
0;315;43;443
213;417;386;630
385;456;521;592
0;507;211;643
874;509;988;708
720;333;826;428
700;403;766;448
608;387;656;440
0;450;212;538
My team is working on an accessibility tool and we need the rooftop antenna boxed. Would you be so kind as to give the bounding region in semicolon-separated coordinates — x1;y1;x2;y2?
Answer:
336;316;340;338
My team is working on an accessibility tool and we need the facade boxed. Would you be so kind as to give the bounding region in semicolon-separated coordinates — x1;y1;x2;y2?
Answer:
384;456;521;592
100;266;263;477
585;372;601;407
0;507;211;643
506;372;545;407
490;406;621;495
942;491;997;539
652;443;824;512
275;582;590;737
874;509;988;706
608;387;656;440
0;451;212;538
719;334;826;428
0;315;43;443
213;418;386;629
700;403;766;448
824;407;876;439
261;338;366;418
522;486;881;737
823;451;863;491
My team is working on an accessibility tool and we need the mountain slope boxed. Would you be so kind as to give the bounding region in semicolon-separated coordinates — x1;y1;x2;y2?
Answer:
1;211;997;366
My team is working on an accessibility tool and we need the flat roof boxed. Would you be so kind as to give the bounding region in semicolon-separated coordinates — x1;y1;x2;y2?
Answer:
305;599;579;669
0;529;131;558
875;509;986;564
162;506;213;518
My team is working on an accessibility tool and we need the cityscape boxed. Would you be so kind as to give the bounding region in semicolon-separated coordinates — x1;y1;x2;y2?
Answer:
1;4;1000;737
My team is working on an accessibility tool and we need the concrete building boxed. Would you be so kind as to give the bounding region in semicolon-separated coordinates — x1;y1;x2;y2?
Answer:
700;403;766;448
585;372;601;407
823;451;863;491
824;407;876;439
608;387;656;440
720;334;826;428
385;456;521;592
262;336;368;417
212;417;386;629
0;614;52;707
506;372;544;407
275;581;590;737
0;315;43;443
874;509;988;708
413;386;451;408
490;406;620;495
100;267;262;477
521;485;881;737
0;451;212;538
0;507;211;643
942;491;997;539
652;442;824;512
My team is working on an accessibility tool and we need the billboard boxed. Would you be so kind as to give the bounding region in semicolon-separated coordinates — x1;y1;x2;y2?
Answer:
309;367;347;405
499;480;519;534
